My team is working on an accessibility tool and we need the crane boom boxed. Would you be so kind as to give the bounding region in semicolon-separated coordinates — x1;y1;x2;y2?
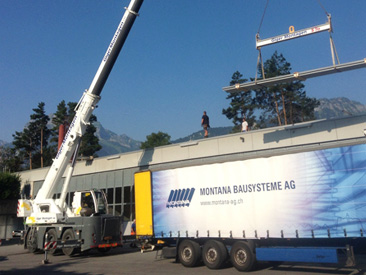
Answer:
34;0;143;206
88;1;143;96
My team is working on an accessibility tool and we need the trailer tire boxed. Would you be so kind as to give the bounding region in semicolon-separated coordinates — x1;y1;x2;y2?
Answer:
178;240;201;267
46;228;58;255
230;241;255;272
202;240;228;269
62;229;76;256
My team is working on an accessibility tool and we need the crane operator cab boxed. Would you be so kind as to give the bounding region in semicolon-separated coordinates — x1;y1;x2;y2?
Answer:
72;190;108;217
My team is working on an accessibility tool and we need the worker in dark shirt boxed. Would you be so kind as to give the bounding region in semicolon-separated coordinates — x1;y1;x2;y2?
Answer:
201;111;210;138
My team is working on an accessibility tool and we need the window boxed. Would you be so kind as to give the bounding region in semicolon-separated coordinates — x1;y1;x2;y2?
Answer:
107;188;114;204
69;192;74;206
55;192;74;207
131;204;135;220
122;204;131;221
115;205;122;216
108;205;113;215
123;186;131;203
52;193;61;199
81;192;95;213
115;187;122;204
39;205;50;213
23;184;31;198
94;191;107;214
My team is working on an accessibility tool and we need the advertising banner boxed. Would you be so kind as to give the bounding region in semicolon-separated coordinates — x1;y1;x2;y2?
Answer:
151;144;366;239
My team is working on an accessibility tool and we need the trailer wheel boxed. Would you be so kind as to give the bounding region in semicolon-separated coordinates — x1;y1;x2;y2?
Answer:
230;241;255;272
46;228;58;255
62;229;76;256
178;240;201;267
202;240;228;269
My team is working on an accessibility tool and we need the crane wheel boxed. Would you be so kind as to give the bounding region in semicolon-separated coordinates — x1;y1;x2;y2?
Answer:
62;229;76;256
45;229;58;255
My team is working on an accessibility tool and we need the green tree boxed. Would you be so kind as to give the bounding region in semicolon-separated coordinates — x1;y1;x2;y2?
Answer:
12;102;53;170
256;51;319;126
79;115;102;157
12;124;37;170
30;102;51;168
224;52;319;129
51;100;69;146
140;132;171;149
222;71;256;132
0;147;22;173
51;101;76;149
0;172;21;200
52;100;68;126
51;101;101;158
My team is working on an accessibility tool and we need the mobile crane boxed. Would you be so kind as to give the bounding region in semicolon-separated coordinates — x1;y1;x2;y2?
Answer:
17;0;144;255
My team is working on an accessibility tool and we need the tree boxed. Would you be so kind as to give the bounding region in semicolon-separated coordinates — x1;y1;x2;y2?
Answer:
51;101;76;149
30;102;51;168
12;102;53;170
79;115;102;157
9;100;102;171
140;132;171;149
51;101;101;158
256;51;319;126
222;71;256;132
51;100;69;146
0;146;22;173
224;52;319;130
0;172;21;200
12;124;37;170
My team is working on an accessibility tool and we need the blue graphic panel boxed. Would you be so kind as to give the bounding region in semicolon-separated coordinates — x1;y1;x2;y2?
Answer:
151;144;366;239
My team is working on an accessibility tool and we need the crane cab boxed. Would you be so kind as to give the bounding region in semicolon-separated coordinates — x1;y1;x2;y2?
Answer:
72;190;108;217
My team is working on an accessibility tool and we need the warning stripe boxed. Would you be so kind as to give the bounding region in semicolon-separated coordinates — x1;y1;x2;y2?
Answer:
44;241;57;250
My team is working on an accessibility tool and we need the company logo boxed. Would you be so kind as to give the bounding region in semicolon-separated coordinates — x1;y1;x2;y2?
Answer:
166;188;195;208
21;202;31;211
26;217;36;224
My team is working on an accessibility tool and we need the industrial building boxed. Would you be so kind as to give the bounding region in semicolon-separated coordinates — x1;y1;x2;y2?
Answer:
18;114;366;224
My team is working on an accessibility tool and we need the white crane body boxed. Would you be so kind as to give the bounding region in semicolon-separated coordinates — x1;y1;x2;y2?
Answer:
17;0;143;255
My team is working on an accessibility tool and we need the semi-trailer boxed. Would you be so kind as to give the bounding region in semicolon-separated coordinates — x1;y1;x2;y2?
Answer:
135;116;366;271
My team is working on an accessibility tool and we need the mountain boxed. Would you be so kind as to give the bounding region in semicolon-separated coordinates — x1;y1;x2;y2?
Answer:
172;127;233;143
94;121;141;156
0;140;11;148
93;122;233;157
315;97;366;119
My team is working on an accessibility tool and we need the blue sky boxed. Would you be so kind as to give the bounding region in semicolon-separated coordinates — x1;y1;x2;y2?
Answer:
1;0;365;143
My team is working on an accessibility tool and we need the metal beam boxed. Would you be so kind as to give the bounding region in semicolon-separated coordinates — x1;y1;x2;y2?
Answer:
223;58;366;93
256;21;331;49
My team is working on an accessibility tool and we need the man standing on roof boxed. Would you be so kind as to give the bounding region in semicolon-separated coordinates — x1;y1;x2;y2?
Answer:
241;117;248;132
201;111;210;138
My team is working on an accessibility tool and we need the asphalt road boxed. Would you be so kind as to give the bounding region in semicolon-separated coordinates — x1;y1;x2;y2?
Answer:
1;239;366;275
